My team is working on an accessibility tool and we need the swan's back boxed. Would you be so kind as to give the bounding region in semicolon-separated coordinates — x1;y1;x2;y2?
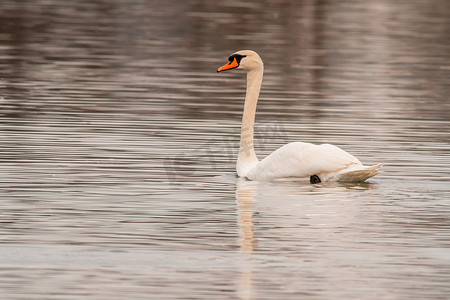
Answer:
246;142;366;181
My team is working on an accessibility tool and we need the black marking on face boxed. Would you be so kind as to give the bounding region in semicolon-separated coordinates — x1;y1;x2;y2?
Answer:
228;54;246;65
310;174;321;184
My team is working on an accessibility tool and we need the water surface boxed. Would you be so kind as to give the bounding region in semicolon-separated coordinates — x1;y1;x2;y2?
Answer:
1;0;449;299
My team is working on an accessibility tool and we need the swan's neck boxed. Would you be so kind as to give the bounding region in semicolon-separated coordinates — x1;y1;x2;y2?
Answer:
237;68;263;177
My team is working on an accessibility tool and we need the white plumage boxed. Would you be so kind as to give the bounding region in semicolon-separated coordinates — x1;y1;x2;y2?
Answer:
248;142;381;182
217;50;381;183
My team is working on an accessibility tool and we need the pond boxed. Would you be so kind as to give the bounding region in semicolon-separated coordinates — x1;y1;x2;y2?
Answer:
0;0;449;299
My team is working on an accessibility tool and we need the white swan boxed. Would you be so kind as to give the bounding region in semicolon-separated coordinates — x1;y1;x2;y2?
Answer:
217;50;382;183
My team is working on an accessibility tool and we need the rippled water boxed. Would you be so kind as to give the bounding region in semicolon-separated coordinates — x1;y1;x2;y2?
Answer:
1;0;449;299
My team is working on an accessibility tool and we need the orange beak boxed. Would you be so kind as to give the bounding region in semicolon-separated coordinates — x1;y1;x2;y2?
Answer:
217;57;239;72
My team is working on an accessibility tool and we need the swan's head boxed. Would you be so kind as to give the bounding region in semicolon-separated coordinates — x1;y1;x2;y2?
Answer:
217;50;263;73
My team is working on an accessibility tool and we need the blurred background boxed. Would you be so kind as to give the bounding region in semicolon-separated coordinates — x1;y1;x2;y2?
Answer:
0;0;449;299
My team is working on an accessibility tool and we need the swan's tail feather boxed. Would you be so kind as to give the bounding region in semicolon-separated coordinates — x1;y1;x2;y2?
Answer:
336;164;382;182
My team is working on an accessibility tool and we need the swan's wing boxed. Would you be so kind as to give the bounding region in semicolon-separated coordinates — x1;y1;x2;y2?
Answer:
247;142;362;180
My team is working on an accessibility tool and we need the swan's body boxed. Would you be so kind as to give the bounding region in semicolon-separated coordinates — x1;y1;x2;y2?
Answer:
217;50;381;183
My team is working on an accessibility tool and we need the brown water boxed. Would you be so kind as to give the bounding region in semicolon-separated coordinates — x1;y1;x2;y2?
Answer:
1;0;450;299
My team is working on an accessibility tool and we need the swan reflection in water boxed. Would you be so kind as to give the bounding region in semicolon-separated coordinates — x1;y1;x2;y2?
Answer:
234;178;377;299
